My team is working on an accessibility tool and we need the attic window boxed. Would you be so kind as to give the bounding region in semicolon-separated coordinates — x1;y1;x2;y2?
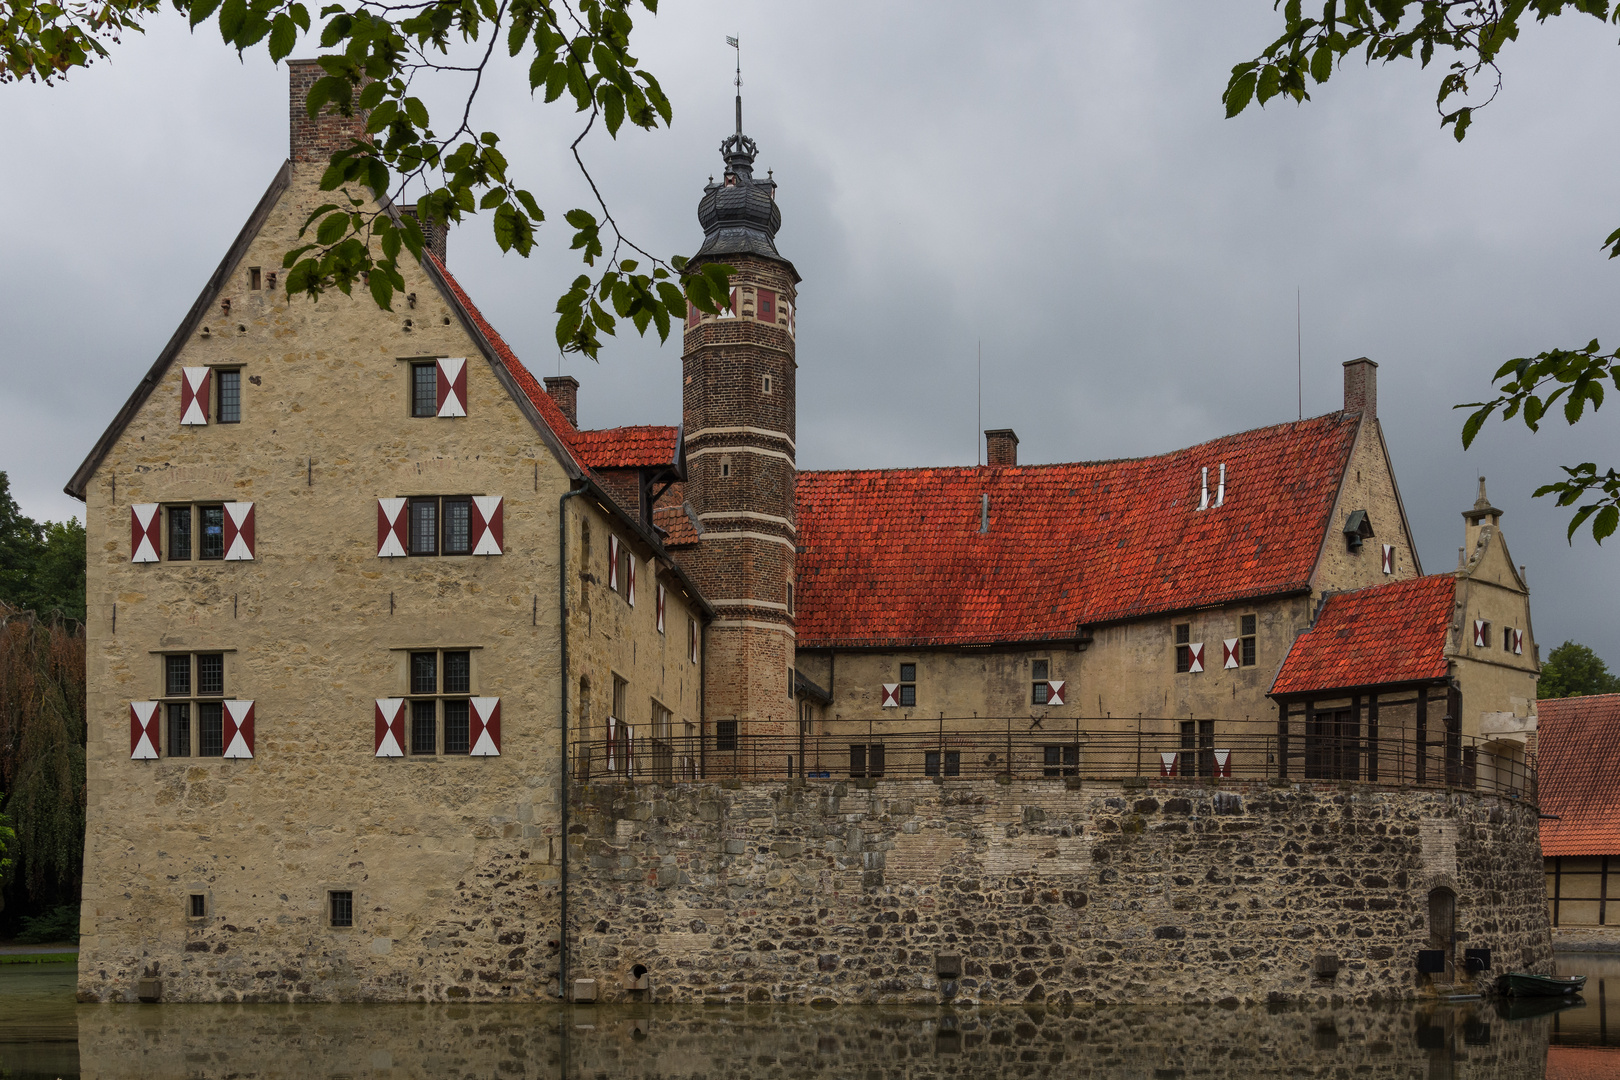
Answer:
1174;623;1192;673
1343;510;1374;552
248;267;261;290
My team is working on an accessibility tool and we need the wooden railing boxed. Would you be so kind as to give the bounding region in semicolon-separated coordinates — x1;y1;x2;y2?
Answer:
572;717;1536;801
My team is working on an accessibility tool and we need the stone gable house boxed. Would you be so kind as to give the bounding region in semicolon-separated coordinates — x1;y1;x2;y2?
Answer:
67;65;1545;1003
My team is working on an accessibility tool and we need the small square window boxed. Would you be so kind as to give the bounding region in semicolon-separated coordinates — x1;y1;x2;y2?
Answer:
442;497;471;555
189;894;207;918
900;663;916;682
410;699;436;755
716;719;738;752
217;370;241;424
411;363;437;418
166;655;192;697
410;652;437;694
199;505;225;560
196;654;224;696
409;498;438;555
330;891;354;928
167;505;193;561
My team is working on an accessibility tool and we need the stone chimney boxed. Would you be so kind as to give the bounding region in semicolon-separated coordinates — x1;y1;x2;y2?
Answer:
985;429;1019;466
289;59;368;165
1343;357;1378;418
545;376;580;427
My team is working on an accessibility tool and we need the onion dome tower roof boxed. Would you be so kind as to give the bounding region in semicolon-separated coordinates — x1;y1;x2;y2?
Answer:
693;93;798;280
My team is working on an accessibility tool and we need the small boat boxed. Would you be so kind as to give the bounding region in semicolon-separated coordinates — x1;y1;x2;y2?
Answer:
1499;972;1588;997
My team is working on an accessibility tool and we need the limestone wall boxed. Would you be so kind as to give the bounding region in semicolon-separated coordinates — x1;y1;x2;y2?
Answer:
566;777;1551;1006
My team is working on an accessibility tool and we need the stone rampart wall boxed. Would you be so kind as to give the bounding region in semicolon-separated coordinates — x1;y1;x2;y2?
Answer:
566;777;1552;1006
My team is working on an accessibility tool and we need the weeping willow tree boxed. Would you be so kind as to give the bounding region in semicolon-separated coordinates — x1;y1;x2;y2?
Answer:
0;602;86;918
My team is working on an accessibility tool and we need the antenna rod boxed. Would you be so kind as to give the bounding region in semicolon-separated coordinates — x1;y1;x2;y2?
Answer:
1296;287;1302;421
978;339;983;467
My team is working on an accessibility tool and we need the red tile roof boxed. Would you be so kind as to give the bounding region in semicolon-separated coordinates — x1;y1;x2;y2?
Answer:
1538;694;1620;857
428;254;586;474
794;413;1362;649
1269;574;1456;696
575;425;679;469
654;503;700;546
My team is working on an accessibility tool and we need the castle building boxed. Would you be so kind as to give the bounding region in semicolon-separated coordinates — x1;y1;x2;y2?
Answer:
67;66;1548;1005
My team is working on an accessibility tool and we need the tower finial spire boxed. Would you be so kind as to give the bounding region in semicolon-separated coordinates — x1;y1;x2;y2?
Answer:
727;35;742;135
718;34;758;183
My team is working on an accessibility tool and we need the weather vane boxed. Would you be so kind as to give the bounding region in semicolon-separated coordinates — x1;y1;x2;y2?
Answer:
727;34;740;91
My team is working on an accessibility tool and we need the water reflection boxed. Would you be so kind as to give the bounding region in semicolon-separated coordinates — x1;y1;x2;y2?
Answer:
7;960;1620;1079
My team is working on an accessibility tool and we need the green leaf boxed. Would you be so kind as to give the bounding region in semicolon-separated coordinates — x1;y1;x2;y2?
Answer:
1310;44;1333;84
189;0;224;29
1460;406;1491;449
656;281;686;317
316;212;349;245
268;13;297;61
1224;72;1258;117
218;0;246;43
369;267;394;310
1594;504;1619;543
480;187;509;210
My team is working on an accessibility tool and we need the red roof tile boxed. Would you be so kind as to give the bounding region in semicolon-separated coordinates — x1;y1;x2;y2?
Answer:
428;254;586;474
794;413;1362;649
1538;693;1620;857
1269;575;1456;695
575;425;679;469
654;503;701;546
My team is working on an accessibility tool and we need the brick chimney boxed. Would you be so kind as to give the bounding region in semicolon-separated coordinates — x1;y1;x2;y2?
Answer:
545;376;580;427
1343;357;1378;419
985;429;1019;466
400;207;448;264
289;59;368;165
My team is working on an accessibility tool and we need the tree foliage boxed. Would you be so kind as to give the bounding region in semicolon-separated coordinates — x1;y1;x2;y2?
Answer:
2;0;734;361
0;604;86;919
1226;1;1620;543
0;473;85;623
1537;639;1620;698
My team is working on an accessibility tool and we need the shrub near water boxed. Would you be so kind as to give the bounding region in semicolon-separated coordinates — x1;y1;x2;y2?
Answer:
16;904;79;945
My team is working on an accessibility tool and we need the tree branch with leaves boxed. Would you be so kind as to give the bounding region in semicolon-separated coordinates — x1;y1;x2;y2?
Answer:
3;0;732;361
1224;0;1620;543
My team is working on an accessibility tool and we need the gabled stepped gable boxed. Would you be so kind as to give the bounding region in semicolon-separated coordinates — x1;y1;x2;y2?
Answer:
1270;574;1456;695
1536;694;1620;857
794;411;1362;649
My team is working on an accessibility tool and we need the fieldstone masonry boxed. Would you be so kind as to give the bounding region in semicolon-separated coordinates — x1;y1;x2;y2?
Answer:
567;777;1551;1005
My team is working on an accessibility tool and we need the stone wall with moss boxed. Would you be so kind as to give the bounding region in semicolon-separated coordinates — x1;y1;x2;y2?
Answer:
565;777;1551;1005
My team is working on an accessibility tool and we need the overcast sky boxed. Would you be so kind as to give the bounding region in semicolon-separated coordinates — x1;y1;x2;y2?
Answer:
2;2;1617;664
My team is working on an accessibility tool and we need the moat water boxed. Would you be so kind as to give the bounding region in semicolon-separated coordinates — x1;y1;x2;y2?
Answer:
4;956;1620;1079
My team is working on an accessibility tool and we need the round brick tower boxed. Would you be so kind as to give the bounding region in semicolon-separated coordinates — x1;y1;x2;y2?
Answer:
682;93;800;747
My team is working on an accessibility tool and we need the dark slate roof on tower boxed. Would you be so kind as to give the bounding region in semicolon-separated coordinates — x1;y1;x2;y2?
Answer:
692;92;795;275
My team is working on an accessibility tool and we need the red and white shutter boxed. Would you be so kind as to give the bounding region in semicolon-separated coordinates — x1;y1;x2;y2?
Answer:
1159;751;1178;777
1513;629;1524;655
881;684;900;708
130;701;160;759
1214;749;1232;778
377;498;408;557
180;366;211;425
131;504;161;562
758;289;777;323
471;496;503;555
783;299;795;336
1047;679;1065;706
1381;544;1395;575
436;357;468;417
470;697;501;756
223;502;255;560
689;618;698;664
606;715;618;771
222;700;255;758
1222;638;1240;669
626;556;636;606
656;583;666;633
608;535;619;590
687;301;701;328
1473;620;1488;648
374;698;406;757
1187;643;1205;673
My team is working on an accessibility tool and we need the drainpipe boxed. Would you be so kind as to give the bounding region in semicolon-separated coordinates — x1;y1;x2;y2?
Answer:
557;480;588;999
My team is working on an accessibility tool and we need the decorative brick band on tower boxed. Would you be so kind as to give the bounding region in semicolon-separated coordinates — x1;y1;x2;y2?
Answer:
680;94;800;741
288;59;369;165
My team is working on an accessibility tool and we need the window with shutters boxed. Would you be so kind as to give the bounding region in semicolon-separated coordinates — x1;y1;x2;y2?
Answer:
898;663;917;708
1032;659;1051;705
407;496;472;556
159;652;228;757
1240;614;1257;667
1174;623;1192;673
405;649;475;756
216;369;241;424
160;502;255;562
411;362;437;417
